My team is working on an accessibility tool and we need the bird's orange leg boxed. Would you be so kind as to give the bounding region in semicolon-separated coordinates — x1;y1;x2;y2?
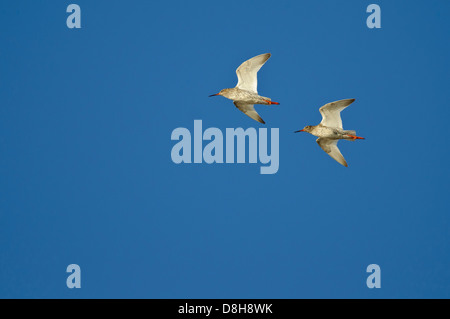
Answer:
264;99;280;105
346;134;365;140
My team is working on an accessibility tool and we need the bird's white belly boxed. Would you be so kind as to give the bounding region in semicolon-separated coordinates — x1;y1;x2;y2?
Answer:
312;126;341;138
226;89;265;104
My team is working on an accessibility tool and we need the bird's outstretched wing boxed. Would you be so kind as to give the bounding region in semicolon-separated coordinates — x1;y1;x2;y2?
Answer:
316;138;348;167
234;102;265;124
235;53;271;93
319;99;355;129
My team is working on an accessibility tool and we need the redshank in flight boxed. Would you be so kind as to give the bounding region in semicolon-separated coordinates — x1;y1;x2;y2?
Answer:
209;53;279;124
295;98;364;167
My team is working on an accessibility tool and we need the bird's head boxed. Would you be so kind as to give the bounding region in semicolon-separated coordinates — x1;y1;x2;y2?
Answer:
295;125;313;133
209;88;232;98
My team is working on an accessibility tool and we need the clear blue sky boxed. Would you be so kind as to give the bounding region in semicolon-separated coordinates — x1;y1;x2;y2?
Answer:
1;0;449;298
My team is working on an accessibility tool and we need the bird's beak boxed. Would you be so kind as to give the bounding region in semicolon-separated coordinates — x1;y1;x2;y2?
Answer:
209;93;220;97
294;129;305;133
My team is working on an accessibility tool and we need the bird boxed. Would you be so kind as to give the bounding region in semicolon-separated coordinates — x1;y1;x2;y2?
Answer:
295;98;364;167
209;53;279;124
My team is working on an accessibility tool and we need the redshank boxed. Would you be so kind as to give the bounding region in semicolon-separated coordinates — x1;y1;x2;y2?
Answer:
209;53;279;124
295;98;364;167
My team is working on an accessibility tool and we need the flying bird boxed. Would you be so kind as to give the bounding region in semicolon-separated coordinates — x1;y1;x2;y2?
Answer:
295;99;364;167
209;53;279;124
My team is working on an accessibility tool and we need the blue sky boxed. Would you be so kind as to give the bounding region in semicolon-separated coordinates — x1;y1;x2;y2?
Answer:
0;0;449;298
